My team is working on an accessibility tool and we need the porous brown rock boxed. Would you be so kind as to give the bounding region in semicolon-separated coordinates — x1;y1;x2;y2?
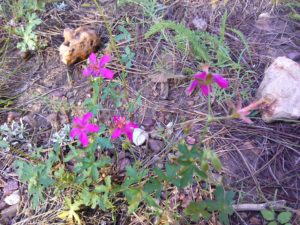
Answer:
256;57;300;122
59;27;100;65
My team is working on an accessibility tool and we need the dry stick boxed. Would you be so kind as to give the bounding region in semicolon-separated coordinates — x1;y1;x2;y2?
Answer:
233;200;286;211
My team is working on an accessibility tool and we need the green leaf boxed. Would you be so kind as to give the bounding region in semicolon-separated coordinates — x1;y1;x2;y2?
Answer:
96;137;112;149
144;178;162;198
211;154;222;171
261;210;275;221
0;139;9;148
277;211;292;224
91;165;99;181
184;201;210;221
144;193;159;209
179;166;193;188
267;221;278;225
124;188;143;213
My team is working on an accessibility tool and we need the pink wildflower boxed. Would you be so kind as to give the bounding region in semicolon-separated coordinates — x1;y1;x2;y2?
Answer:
83;53;114;79
111;116;138;141
186;67;228;96
70;112;99;147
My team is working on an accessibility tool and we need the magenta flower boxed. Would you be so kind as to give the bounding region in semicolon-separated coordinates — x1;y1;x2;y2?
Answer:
186;70;228;96
70;112;99;147
83;53;114;79
111;116;138;141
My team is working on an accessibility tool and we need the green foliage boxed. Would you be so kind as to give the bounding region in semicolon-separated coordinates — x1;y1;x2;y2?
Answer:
261;210;276;221
0;0;46;20
15;157;56;208
1;0;46;52
58;197;82;225
15;12;42;51
153;145;222;189
121;165;159;213
261;210;293;225
121;46;136;69
277;211;292;224
287;2;300;21
145;18;244;77
115;25;132;42
114;26;136;69
101;81;123;108
117;0;162;19
145;20;209;62
185;186;235;225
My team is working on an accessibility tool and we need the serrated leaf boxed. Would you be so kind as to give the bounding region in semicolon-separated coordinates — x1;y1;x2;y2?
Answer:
184;201;210;221
96;137;112;149
144;193;159;208
261;210;275;221
179;166;193;188
277;211;292;224
124;188;143;213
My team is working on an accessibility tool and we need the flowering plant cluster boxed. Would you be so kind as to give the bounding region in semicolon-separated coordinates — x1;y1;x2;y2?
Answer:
70;53;257;147
70;53;139;147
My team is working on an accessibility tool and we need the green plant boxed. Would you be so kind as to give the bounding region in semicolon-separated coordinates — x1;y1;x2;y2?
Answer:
15;12;42;52
115;26;136;69
287;2;300;21
10;3;242;224
185;186;235;225
117;0;163;19
0;0;46;20
145;20;209;62
115;25;132;42
261;210;293;225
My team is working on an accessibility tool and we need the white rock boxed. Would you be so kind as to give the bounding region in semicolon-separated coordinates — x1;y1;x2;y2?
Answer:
4;190;20;205
132;128;148;146
256;57;300;122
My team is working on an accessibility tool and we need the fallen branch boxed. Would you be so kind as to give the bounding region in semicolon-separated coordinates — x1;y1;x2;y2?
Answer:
233;200;286;211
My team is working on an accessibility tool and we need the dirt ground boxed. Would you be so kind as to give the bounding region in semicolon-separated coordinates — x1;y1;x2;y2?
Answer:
0;0;300;224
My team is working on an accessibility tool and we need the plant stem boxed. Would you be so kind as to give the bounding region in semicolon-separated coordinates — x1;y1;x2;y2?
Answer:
92;0;129;102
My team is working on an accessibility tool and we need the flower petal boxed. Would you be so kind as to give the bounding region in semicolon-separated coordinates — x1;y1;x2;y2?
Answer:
82;112;93;124
70;128;81;138
125;122;138;141
99;55;111;67
79;132;89;147
213;74;228;89
100;68;114;79
89;52;97;64
186;80;199;96
200;84;212;96
87;124;99;133
111;128;122;139
113;116;120;123
194;72;207;80
83;67;92;77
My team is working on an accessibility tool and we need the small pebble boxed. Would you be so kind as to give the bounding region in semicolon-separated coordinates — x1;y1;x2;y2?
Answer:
149;139;164;153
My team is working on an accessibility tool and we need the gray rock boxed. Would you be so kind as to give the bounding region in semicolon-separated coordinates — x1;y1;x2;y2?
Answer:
256;57;300;122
